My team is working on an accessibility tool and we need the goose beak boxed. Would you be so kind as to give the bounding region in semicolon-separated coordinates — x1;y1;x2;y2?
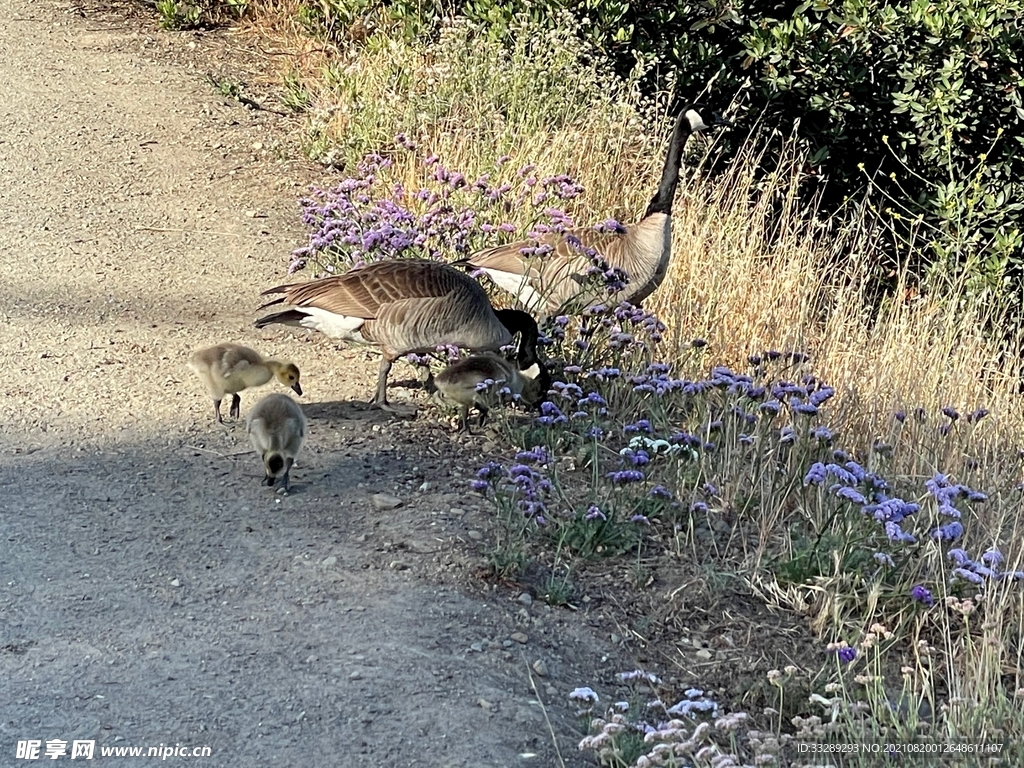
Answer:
291;382;303;396
709;112;733;128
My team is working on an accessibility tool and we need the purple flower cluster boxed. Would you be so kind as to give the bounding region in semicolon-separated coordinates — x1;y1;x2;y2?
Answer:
926;473;987;542
289;144;591;276
470;458;552;524
946;547;1023;584
804;460;918;544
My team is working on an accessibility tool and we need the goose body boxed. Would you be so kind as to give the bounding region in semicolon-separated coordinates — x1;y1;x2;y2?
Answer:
254;259;540;407
461;105;726;316
432;352;549;432
187;343;302;423
246;393;307;492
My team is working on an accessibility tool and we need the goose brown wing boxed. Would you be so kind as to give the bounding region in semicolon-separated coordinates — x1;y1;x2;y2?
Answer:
262;259;480;319
470;229;629;280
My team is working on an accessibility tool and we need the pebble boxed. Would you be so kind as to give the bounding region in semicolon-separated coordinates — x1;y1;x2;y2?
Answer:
510;632;528;644
371;493;403;511
545;685;558;697
470;642;484;653
322;556;337;566
349;671;361;680
169;579;180;587
695;649;713;660
418;481;433;492
531;659;549;677
467;530;483;541
518;592;533;606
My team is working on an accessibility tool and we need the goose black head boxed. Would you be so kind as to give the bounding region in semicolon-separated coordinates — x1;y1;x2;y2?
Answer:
676;103;732;134
495;309;543;368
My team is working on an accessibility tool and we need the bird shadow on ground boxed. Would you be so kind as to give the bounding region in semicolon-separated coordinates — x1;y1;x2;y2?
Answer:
301;399;421;423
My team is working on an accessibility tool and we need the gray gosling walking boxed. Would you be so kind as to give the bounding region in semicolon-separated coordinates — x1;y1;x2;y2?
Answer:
246;393;307;493
188;343;302;423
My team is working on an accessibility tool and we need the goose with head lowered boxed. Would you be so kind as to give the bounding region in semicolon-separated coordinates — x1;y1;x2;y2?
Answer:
429;352;550;433
246;392;307;493
187;343;302;424
254;258;542;412
457;103;730;317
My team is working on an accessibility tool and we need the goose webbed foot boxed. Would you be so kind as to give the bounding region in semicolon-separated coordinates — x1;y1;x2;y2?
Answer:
378;401;419;418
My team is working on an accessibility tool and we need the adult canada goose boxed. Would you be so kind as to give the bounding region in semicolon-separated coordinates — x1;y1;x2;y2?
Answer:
459;104;729;316
254;259;541;411
431;352;551;432
246;393;307;493
187;343;302;424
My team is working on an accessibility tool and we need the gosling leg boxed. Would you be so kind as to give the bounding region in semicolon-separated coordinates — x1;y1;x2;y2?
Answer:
229;394;242;420
213;399;224;424
277;458;294;494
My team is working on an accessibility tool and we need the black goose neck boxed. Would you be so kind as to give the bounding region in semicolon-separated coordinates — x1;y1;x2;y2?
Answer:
643;109;693;218
496;309;541;368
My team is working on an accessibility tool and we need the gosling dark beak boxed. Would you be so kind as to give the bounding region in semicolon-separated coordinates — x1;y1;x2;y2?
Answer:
291;382;303;396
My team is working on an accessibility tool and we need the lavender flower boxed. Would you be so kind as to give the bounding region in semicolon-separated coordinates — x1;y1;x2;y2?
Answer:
910;585;934;607
803;463;827;486
931;521;965;542
966;408;990;423
648;485;674;500
607;470;645;485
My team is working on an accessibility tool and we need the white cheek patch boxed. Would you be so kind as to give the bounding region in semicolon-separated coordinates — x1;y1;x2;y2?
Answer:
297;307;370;343
685;109;708;132
521;362;541;380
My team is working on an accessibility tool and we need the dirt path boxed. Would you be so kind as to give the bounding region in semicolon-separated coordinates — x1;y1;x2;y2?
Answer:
0;3;621;765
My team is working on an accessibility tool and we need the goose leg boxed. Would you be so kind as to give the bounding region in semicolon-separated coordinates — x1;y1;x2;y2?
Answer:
370;357;393;405
477;404;489;429
229;394;242;420
374;356;418;416
213;399;224;424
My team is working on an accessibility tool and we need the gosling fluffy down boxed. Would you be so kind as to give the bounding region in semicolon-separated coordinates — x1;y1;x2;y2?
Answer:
432;352;549;432
246;393;307;492
187;343;302;423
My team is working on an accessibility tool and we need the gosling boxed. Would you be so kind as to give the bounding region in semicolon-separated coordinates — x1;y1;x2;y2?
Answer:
187;343;302;423
431;352;550;432
246;393;307;493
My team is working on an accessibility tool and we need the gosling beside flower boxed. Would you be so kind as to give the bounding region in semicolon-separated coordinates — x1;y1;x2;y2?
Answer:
431;352;550;432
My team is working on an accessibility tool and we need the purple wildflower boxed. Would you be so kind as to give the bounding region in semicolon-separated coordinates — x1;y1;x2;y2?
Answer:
910;585;934;607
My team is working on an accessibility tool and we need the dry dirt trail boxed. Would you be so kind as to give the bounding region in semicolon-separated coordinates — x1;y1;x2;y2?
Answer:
0;2;626;765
